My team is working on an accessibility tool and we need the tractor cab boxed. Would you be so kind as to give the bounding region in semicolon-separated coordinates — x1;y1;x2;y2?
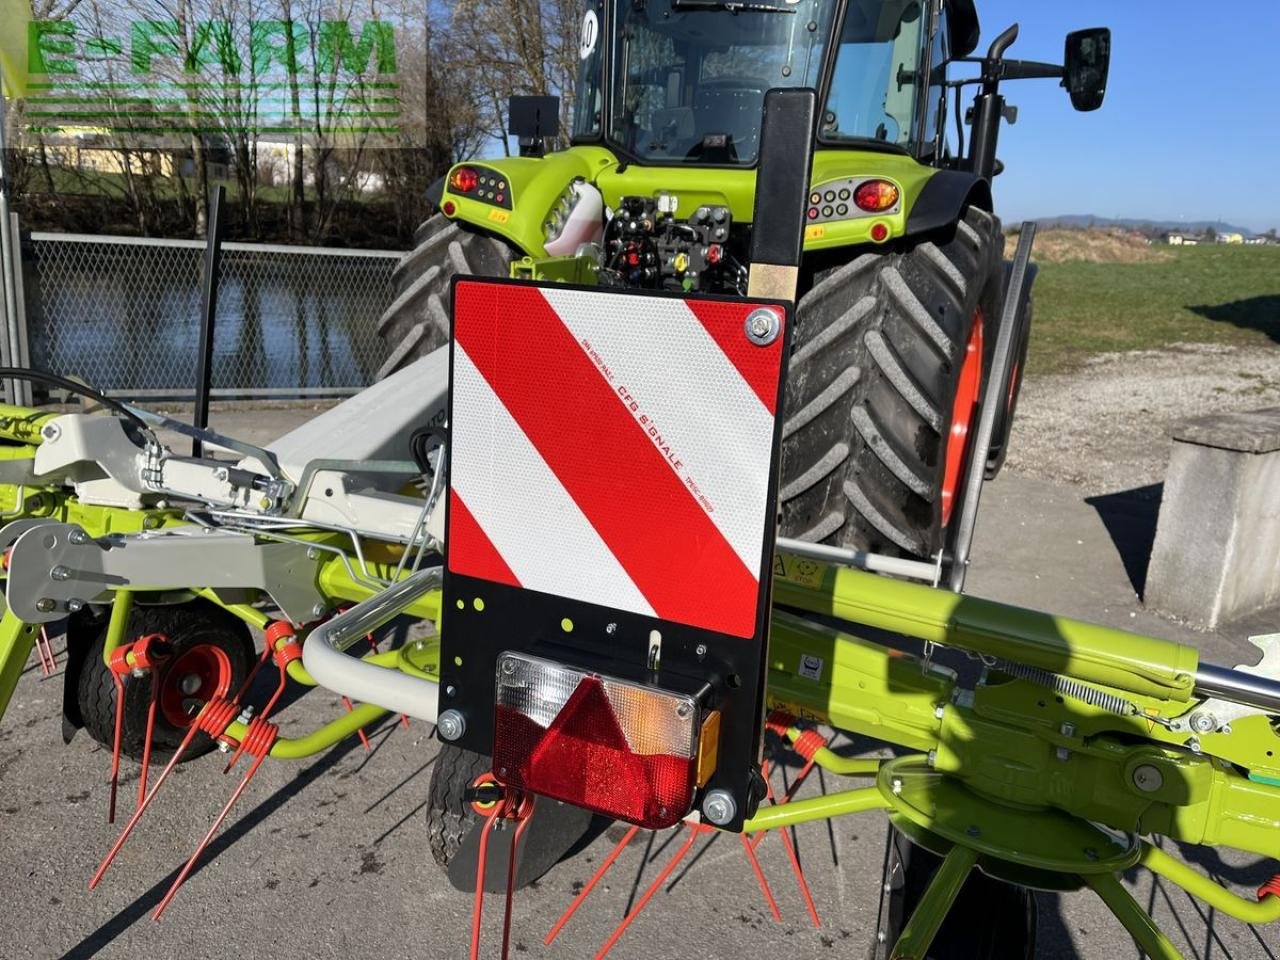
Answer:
570;0;977;168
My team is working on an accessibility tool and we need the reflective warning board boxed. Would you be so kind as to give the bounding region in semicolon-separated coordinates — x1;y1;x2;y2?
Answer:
440;277;790;830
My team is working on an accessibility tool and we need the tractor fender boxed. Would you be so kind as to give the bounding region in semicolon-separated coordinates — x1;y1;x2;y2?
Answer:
905;169;993;237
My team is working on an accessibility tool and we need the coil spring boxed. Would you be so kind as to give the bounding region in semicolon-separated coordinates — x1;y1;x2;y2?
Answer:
197;697;241;738
997;661;1137;717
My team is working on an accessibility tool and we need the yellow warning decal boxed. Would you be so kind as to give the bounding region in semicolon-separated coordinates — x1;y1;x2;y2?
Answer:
487;208;510;224
804;225;825;240
773;553;826;589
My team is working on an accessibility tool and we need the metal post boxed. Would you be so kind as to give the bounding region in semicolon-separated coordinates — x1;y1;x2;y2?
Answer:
9;212;31;405
0;92;22;405
192;185;226;457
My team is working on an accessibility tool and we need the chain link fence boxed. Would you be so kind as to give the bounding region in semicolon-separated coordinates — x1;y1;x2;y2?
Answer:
19;232;400;399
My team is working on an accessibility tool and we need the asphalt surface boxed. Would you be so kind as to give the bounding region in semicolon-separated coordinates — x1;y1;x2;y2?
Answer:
1;407;1278;960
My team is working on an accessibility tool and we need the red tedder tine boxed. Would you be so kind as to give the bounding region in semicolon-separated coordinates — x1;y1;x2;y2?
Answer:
468;787;534;960
546;824;642;945
594;823;701;960
152;715;279;919
103;635;171;823
90;696;238;890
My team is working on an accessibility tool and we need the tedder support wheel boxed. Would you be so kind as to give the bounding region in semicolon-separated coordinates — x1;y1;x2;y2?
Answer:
77;600;255;763
375;214;516;379
426;741;495;871
780;205;1003;558
426;742;598;891
874;826;1037;960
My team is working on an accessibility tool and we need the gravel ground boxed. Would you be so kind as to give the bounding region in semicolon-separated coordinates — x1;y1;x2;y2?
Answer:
1006;343;1280;494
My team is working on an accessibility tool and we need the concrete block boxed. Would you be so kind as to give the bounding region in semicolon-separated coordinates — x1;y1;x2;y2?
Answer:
1146;407;1280;629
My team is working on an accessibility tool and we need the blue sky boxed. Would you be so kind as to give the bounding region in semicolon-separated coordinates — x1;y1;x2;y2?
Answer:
975;1;1280;232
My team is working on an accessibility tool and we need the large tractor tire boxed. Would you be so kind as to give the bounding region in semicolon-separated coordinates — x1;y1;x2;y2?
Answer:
382;206;1001;560
76;600;256;762
780;205;1003;558
376;215;516;379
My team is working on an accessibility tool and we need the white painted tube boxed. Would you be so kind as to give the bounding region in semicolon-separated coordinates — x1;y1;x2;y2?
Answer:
302;567;442;723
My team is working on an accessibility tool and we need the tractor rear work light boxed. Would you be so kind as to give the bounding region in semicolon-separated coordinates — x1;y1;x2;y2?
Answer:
449;165;480;193
854;178;899;212
492;652;709;830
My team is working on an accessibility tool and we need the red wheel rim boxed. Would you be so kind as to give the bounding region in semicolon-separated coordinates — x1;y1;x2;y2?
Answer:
941;309;984;527
158;644;233;728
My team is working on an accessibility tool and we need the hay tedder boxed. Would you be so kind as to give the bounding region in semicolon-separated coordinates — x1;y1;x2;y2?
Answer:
2;3;1280;958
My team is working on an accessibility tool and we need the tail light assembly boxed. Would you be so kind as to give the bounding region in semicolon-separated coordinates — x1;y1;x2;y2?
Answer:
493;653;716;829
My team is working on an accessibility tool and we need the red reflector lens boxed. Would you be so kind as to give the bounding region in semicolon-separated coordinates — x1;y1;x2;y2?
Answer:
493;654;700;830
871;222;889;242
853;179;900;212
449;166;480;193
442;200;456;216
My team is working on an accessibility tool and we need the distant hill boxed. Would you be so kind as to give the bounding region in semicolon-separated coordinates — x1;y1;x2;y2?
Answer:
1031;215;1258;237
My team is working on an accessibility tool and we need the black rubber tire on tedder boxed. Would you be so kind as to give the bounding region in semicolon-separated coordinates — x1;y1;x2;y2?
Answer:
780;205;1004;558
873;826;1037;960
376;214;515;379
77;600;255;763
425;741;494;870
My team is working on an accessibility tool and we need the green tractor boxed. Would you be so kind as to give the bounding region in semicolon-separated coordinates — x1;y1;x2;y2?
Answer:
377;0;1109;565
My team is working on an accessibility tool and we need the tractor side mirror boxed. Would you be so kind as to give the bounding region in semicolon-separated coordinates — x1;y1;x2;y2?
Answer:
1063;28;1110;112
508;95;561;156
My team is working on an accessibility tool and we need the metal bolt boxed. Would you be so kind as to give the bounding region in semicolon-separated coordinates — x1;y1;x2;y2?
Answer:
50;565;71;581
307;547;321;560
695;643;708;659
877;931;886;943
702;789;737;826
1189;711;1217;734
926;749;937;768
236;705;256;725
891;777;903;796
934;704;946;720
445;684;457;697
66;598;84;613
1056;746;1071;762
1132;764;1163;793
1187;737;1202;754
1222;724;1233;735
41;423;59;441
218;740;232;753
311;602;328;619
68;530;90;545
1060;722;1076;738
155;499;169;510
676;702;691;718
35;598;56;613
180;673;203;696
605;622;617;635
142;516;160;530
500;657;518;676
437;709;466;742
214;467;230;482
744;308;780;346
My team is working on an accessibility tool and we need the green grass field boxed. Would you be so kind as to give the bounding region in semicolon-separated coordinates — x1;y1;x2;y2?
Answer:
1027;244;1280;375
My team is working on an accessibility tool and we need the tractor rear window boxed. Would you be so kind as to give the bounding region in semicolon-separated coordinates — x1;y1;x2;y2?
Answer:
605;0;834;165
822;0;927;146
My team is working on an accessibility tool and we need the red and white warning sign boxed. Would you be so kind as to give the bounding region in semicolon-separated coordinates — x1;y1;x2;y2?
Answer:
446;280;788;639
